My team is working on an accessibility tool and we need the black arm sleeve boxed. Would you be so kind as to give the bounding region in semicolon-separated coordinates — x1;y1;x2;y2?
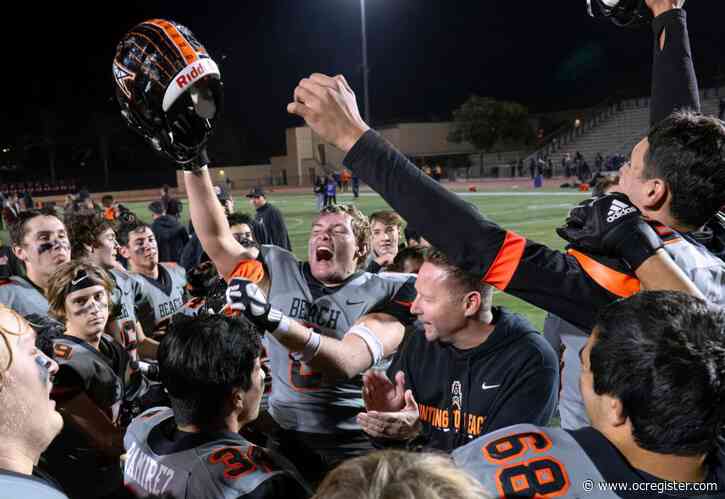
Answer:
344;131;622;330
650;9;699;126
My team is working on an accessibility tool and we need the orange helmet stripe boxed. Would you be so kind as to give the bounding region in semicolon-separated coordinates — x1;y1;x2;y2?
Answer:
146;19;201;65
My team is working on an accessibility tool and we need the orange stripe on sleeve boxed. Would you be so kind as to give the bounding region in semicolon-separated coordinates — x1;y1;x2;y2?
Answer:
568;249;640;297
225;259;265;284
482;231;526;290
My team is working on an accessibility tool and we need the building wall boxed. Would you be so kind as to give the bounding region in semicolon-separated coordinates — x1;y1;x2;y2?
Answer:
175;164;272;193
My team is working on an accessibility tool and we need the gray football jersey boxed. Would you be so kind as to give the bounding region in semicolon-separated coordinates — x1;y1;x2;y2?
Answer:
0;275;49;316
664;234;725;305
124;407;294;498
453;424;725;499
108;268;147;356
550;232;725;432
51;335;125;423
255;245;416;433
134;263;187;334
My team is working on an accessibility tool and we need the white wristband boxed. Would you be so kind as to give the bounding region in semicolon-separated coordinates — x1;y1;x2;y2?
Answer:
346;324;384;366
290;329;322;363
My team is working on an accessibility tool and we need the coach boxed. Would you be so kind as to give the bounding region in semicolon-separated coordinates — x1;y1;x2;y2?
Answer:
358;249;558;452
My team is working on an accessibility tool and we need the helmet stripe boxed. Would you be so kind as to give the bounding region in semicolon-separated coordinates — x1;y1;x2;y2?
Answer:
146;19;202;66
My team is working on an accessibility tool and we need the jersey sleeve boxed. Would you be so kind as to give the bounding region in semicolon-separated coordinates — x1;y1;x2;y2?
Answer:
371;275;417;326
650;9;699;126
343;131;628;331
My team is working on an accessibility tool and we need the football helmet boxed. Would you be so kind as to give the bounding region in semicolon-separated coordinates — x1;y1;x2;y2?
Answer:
586;0;652;27
113;19;223;165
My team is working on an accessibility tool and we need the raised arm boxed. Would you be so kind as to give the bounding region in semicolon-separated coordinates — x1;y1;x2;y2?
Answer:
648;0;697;126
184;167;258;279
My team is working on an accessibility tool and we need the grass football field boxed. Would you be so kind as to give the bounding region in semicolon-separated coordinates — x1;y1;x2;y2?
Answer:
119;186;588;331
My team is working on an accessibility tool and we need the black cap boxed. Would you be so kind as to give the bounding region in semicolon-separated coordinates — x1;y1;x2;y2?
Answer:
246;186;266;198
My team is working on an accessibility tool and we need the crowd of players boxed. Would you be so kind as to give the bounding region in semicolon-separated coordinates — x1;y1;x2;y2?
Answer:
2;1;725;498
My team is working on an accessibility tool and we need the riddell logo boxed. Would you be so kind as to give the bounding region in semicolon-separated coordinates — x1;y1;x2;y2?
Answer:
607;199;636;223
176;63;206;89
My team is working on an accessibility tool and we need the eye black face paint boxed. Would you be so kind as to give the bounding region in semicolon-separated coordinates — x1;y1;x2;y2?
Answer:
37;239;70;254
38;242;55;254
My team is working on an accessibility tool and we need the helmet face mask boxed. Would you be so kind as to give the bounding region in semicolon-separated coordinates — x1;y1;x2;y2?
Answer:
587;0;652;27
113;19;223;164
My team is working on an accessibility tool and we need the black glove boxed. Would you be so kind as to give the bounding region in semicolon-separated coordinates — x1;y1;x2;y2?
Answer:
180;147;210;173
556;193;663;270
226;278;287;334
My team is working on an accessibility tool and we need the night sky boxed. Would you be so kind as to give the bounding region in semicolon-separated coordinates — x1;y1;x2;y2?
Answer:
2;1;724;186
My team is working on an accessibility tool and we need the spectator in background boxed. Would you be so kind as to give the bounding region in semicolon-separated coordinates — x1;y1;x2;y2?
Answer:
2;192;19;228
351;174;360;198
160;184;172;211
340;168;352;192
21;190;33;211
434;163;444;182
101;195;117;222
246;186;292;250
149;200;189;264
313;450;488;499
0;306;66;498
323;176;337;207
366;210;404;273
719;97;725;121
313;176;325;210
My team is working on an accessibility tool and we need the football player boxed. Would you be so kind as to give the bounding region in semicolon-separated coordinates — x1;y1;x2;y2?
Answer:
452;291;725;498
117;220;187;339
124;313;310;499
42;260;151;498
0;210;71;316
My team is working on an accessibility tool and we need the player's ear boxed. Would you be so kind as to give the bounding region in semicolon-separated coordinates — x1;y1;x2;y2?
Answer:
462;291;481;319
231;387;245;412
12;245;28;263
118;245;131;259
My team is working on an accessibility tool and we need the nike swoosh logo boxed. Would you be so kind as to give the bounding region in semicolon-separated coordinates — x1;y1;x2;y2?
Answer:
71;276;87;286
346;300;365;306
482;383;501;390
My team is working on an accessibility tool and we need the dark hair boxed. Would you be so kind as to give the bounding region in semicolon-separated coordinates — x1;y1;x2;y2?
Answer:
423;248;492;305
117;220;151;247
67;214;114;259
158;314;262;426
645;111;725;228
101;195;114;207
227;212;255;228
388;246;426;273
591;291;725;456
9;210;62;247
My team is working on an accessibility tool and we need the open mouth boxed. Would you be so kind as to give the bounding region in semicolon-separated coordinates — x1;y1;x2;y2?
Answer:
315;246;334;261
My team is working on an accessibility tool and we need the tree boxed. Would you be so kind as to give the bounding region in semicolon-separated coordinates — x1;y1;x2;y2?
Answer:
449;96;533;175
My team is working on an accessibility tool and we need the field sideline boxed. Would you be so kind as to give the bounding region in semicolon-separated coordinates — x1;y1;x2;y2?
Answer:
117;186;589;330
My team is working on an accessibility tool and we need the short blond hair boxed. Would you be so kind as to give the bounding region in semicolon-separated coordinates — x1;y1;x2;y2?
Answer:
369;210;404;230
0;305;30;384
46;260;114;323
314;450;490;499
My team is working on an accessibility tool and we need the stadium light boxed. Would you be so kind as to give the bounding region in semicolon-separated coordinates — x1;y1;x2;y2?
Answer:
359;0;371;124
219;169;225;176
